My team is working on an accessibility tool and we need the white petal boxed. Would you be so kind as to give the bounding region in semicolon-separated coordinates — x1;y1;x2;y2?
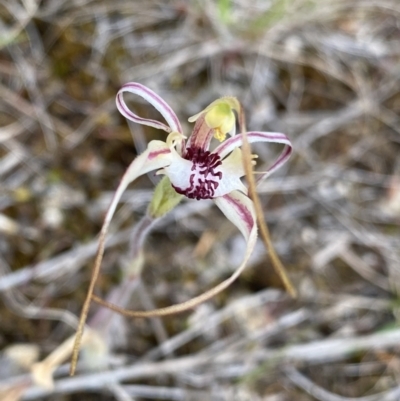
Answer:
213;148;247;197
104;141;172;227
163;150;193;192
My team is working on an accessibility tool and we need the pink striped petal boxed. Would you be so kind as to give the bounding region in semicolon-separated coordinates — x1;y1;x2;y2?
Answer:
116;82;183;134
214;190;256;240
212;131;292;181
155;191;258;310
185;114;214;152
94;141;172;280
206;191;257;294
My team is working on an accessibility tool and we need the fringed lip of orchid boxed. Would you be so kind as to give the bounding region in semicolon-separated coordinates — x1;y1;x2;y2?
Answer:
70;82;293;376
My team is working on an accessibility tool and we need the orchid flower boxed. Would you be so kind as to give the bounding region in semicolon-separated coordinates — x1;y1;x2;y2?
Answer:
71;82;292;375
90;81;292;315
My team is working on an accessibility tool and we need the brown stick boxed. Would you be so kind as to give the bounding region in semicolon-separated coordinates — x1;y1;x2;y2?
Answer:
238;103;297;298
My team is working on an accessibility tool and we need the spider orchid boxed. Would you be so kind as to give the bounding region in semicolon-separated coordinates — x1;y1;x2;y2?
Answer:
70;83;292;374
88;82;292;314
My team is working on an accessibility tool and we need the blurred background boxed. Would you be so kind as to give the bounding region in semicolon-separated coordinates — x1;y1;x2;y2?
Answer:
1;0;400;400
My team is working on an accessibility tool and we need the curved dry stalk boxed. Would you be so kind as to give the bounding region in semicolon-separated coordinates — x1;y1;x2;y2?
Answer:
70;223;108;376
90;232;256;318
238;103;297;298
91;197;257;317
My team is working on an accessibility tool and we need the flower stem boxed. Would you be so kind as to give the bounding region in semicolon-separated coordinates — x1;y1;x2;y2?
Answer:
239;105;297;298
